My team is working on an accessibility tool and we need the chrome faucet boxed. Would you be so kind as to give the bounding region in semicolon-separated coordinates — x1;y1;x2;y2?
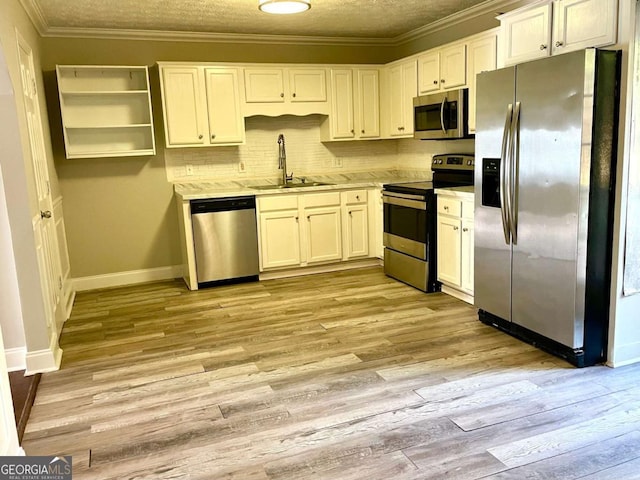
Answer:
277;133;293;185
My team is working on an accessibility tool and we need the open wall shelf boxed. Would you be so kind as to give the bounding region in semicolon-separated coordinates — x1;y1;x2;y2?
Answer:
56;65;156;159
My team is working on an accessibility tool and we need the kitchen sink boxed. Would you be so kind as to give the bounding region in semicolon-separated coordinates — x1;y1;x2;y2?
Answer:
249;182;334;190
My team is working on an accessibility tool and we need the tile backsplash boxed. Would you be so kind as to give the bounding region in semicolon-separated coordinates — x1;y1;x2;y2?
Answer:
165;115;474;182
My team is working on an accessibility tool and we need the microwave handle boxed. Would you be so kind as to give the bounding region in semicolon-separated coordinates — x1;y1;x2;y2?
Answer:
440;98;447;133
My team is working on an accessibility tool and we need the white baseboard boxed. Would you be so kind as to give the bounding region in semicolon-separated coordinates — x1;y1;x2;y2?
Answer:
259;258;381;281
440;285;474;305
25;336;62;375
72;265;183;292
5;347;26;372
606;341;640;368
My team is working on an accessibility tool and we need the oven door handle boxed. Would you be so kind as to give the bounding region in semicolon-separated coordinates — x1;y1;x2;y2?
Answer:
383;196;427;210
382;191;426;201
440;98;447;133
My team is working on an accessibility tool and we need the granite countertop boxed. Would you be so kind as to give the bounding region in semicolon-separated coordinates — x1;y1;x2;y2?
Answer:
174;170;433;200
434;185;475;198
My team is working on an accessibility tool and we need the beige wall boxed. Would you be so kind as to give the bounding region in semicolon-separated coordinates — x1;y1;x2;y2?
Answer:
39;37;394;278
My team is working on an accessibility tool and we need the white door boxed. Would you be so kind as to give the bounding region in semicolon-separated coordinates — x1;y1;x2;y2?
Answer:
440;43;467;89
467;33;497;133
161;67;207;146
502;3;553;65
17;33;61;339
288;69;327;102
356;69;380;139
244;69;285;103
205;68;244;145
259;211;301;269
343;204;368;259
418;50;440;94
0;326;20;456
329;69;355;139
552;0;618;55
305;206;342;263
461;219;474;293
437;215;462;287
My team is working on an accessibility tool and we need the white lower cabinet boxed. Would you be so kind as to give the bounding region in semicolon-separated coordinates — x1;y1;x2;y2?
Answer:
341;190;369;259
436;189;474;303
258;189;373;271
260;210;302;269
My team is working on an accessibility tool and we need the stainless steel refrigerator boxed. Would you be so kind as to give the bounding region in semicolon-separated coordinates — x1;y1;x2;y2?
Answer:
474;48;620;367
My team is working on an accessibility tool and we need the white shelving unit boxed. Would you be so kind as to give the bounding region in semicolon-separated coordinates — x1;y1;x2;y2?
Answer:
56;65;156;159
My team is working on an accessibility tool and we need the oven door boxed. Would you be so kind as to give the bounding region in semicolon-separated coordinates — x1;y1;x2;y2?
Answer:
383;192;428;260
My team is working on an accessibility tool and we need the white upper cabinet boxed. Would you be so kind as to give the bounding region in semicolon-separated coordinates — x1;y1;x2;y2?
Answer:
418;43;466;95
205;67;245;145
244;68;286;103
500;0;618;66
159;64;244;148
467;31;498;133
356;69;380;139
161;67;206;147
243;67;328;116
552;0;618;55
289;69;327;102
56;65;156;158
321;67;380;142
384;59;417;138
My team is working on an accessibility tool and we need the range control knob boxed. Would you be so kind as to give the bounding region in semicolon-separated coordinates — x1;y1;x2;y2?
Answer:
438;159;443;164
467;160;473;166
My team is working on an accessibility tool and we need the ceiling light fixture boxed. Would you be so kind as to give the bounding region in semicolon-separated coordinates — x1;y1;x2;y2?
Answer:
258;0;311;15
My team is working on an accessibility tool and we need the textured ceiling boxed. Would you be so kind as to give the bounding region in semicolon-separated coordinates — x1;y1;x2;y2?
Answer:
29;0;501;39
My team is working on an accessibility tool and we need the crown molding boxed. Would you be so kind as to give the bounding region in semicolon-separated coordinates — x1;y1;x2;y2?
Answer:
393;0;528;45
18;0;49;36
38;27;394;47
19;0;528;48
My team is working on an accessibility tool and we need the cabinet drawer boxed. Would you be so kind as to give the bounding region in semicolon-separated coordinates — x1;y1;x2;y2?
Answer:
259;195;298;212
462;200;474;220
437;196;461;217
343;190;368;204
303;192;341;208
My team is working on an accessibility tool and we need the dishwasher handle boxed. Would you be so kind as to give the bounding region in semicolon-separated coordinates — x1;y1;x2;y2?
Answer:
190;196;256;214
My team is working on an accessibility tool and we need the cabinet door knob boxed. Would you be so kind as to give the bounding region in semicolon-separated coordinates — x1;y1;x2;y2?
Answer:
433;80;438;85
292;93;296;98
40;210;52;219
463;227;468;232
349;211;352;215
211;134;216;139
444;205;449;211
295;216;299;222
555;41;563;47
198;134;203;139
361;129;365;134
440;79;445;83
351;129;354;134
356;195;360;201
307;215;310;220
280;92;284;98
453;226;459;231
540;44;548;50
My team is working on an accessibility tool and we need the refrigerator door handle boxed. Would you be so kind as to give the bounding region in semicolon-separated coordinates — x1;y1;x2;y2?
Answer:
440;98;447;133
499;104;513;244
509;102;521;245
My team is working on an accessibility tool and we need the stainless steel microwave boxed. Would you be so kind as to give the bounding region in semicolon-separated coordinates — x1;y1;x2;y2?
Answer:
413;88;470;140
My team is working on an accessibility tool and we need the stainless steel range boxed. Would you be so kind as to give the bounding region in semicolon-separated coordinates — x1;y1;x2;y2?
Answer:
383;153;474;292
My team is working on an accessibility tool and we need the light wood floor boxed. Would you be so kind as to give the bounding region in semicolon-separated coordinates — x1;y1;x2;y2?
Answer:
22;267;640;479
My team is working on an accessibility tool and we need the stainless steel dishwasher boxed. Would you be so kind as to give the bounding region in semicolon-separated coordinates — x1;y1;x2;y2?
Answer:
190;196;259;287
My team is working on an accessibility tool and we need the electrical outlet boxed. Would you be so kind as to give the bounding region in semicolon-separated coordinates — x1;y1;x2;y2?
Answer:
335;157;343;168
238;160;246;173
186;164;194;176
